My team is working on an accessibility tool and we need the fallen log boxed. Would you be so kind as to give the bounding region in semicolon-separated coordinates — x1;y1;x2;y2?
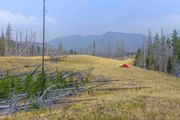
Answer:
65;83;109;97
39;83;108;106
0;93;27;104
29;64;41;76
53;98;97;104
93;86;151;91
0;105;9;110
0;72;29;79
0;103;29;110
90;79;123;83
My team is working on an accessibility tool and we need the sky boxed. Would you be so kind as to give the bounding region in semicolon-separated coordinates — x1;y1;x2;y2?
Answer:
0;0;180;41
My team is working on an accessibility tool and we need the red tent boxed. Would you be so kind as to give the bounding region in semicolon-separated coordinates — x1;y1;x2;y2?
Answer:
121;64;129;68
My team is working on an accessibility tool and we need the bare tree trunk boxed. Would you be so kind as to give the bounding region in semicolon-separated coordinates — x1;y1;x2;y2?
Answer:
143;37;146;68
121;40;124;59
92;40;96;56
108;40;111;58
15;30;19;56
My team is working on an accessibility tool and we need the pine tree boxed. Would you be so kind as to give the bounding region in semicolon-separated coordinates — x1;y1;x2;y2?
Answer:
134;48;143;67
153;33;160;70
69;49;74;54
160;30;167;72
146;31;155;69
177;37;180;61
167;57;173;73
172;30;179;61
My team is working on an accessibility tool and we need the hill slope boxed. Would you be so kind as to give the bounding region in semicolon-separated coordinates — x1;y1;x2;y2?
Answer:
1;55;180;120
47;32;145;52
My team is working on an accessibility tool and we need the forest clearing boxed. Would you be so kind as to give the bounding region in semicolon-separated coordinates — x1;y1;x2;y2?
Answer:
1;1;180;119
0;55;180;120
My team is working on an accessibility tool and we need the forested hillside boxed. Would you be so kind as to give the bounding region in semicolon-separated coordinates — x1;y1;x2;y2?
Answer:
135;30;180;77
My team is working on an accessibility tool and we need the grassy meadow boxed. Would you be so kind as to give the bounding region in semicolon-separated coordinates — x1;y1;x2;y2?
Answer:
0;55;180;120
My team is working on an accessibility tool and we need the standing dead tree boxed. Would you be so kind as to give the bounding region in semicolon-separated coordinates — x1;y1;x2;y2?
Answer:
92;40;96;56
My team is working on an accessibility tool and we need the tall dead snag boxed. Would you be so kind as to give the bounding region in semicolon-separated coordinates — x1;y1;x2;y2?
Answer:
0;30;5;56
57;43;63;56
92;40;96;56
116;40;125;60
5;23;13;56
15;30;19;56
108;40;111;58
143;36;147;68
121;39;125;59
40;0;46;95
160;30;167;72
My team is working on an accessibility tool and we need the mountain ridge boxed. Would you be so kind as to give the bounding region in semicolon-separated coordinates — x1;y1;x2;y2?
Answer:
47;31;146;52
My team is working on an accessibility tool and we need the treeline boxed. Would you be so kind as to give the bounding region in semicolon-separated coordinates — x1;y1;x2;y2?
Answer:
76;40;126;59
49;43;78;56
0;23;42;56
135;30;180;76
95;40;125;59
0;23;82;57
55;39;126;59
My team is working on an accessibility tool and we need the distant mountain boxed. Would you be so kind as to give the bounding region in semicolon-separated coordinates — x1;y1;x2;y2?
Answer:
47;34;99;50
47;31;145;52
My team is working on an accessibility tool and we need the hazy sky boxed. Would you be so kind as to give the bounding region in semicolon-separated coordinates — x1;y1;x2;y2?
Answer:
0;0;180;41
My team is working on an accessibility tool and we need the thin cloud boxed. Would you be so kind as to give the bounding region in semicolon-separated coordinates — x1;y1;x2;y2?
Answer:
162;15;180;30
0;9;59;41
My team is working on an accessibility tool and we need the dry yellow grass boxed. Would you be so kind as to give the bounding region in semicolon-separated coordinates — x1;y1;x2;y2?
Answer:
0;55;180;120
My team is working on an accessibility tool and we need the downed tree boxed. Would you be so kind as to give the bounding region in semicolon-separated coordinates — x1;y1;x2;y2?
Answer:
0;64;41;80
0;67;151;116
0;68;97;115
93;86;151;91
53;98;97;104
